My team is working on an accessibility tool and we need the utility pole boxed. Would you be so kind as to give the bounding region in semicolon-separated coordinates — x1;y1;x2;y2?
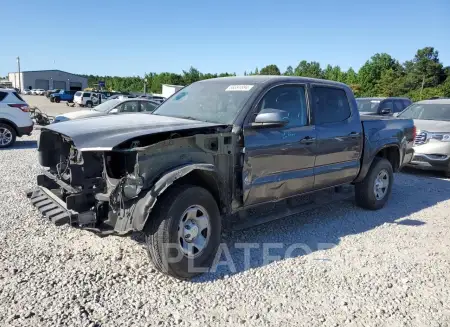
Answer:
143;78;147;95
16;56;21;92
420;75;425;100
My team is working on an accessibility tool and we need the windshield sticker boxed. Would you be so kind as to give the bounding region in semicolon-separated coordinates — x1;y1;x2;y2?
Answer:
225;85;254;92
173;91;188;101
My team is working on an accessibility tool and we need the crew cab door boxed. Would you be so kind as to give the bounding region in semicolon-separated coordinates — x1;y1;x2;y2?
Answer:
310;85;363;189
242;84;316;206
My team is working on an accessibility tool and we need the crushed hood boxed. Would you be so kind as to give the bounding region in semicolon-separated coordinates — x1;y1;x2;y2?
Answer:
42;113;226;151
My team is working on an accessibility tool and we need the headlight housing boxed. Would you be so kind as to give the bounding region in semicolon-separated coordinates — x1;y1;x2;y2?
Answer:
429;133;450;142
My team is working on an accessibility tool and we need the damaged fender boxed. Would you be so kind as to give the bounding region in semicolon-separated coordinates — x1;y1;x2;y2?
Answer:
131;163;216;231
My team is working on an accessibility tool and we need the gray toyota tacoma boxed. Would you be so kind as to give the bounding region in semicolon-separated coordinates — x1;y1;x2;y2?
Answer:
27;76;415;279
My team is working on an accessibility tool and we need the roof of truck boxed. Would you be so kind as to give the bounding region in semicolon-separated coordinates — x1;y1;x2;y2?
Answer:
197;75;349;87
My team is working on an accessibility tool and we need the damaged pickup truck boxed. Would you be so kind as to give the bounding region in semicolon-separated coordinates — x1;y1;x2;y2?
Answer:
27;76;415;279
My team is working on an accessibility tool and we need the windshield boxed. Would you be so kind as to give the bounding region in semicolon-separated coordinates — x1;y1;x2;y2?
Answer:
398;103;450;121
152;82;255;124
356;99;381;113
93;99;121;112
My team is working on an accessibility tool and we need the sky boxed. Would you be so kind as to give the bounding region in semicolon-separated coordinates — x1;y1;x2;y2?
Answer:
1;0;450;77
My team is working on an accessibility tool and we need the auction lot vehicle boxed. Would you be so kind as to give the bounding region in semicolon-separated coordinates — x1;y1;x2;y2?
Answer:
52;98;160;123
46;89;60;98
73;91;108;108
401;99;450;177
50;90;76;103
27;76;415;279
0;89;33;147
356;97;412;116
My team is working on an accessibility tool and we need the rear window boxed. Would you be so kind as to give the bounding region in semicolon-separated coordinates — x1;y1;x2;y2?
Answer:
75;91;82;96
83;93;91;97
0;92;7;101
13;92;25;102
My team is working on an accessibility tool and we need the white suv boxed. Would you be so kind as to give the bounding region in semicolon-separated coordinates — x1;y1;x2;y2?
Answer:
73;91;108;108
0;89;33;148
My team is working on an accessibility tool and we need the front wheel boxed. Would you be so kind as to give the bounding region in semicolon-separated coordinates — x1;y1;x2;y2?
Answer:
355;157;393;210
144;185;222;279
54;97;60;103
50;97;55;102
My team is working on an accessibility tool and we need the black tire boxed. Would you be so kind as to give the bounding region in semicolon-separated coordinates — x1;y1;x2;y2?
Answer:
444;169;450;179
144;185;222;280
54;97;60;103
86;101;93;108
355;157;393;210
0;123;17;148
50;97;54;102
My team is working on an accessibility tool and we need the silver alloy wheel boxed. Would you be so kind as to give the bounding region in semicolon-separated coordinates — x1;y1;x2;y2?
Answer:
0;127;13;146
177;205;210;258
373;169;389;200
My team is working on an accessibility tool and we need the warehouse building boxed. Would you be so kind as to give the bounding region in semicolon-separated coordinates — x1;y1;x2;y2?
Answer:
8;70;88;91
162;84;184;98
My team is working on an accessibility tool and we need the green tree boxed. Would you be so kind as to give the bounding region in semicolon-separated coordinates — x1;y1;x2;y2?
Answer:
260;64;281;75
404;47;444;89
358;53;402;96
345;67;358;85
376;69;406;97
284;66;294;76
294;60;323;78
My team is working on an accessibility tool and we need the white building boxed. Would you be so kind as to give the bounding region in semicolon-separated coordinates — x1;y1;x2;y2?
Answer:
162;84;184;98
8;69;88;91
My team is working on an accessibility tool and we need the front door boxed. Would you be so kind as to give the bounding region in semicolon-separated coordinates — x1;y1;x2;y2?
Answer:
242;84;316;206
310;85;363;189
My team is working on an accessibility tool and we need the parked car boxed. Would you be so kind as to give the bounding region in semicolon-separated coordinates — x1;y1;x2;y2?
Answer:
0;89;33;148
35;89;46;96
30;89;38;95
73;91;108;108
356;97;412;116
399;99;450;177
50;90;76;103
140;95;166;104
52;98;160;123
46;89;60;98
27;76;415;279
22;89;31;95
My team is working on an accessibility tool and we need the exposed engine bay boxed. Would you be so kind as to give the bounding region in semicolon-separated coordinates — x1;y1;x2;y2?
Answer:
28;126;239;235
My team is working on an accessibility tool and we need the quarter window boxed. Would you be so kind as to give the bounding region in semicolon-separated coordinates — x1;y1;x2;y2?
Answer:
311;87;351;124
257;85;308;126
141;101;157;112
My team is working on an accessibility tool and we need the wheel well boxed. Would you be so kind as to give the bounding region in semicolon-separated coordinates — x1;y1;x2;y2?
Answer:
0;119;18;134
375;146;400;171
173;170;224;214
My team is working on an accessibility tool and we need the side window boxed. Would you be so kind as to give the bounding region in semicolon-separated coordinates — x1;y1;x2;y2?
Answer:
257;85;307;126
118;101;139;113
381;100;394;112
141;101;157;112
83;93;91;98
0;92;7;101
394;100;404;112
402;100;411;108
311;87;351;124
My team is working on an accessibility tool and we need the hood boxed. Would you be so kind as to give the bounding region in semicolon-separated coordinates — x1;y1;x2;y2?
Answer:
42;113;226;151
57;110;105;120
413;119;450;133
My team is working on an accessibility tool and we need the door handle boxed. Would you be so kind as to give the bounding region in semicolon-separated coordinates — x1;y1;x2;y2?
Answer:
349;132;361;138
300;136;316;144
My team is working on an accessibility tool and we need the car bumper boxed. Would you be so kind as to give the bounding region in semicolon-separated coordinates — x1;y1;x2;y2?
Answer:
17;123;34;137
407;153;450;172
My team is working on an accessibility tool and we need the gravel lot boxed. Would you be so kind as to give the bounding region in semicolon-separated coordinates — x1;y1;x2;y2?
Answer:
23;94;81;117
1;130;450;327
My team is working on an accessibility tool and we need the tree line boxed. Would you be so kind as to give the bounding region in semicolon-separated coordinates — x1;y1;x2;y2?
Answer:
83;47;450;101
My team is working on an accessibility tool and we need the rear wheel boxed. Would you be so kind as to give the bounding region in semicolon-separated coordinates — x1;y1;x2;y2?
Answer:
144;185;222;280
355;157;393;210
86;101;93;108
54;97;60;103
0;123;17;148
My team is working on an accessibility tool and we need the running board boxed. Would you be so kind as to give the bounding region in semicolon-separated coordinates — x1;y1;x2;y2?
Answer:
231;186;354;231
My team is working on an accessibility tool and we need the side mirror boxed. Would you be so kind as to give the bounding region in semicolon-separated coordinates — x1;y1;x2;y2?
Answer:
250;109;289;128
110;108;119;114
380;108;392;115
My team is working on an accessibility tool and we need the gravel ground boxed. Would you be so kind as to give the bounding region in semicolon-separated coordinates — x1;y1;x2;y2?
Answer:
1;132;450;327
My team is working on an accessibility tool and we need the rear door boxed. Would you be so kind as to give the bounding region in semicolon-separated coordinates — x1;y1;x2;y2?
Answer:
242;83;316;206
311;85;363;189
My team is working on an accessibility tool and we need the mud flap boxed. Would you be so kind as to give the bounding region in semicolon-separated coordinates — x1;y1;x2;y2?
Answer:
26;187;78;226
